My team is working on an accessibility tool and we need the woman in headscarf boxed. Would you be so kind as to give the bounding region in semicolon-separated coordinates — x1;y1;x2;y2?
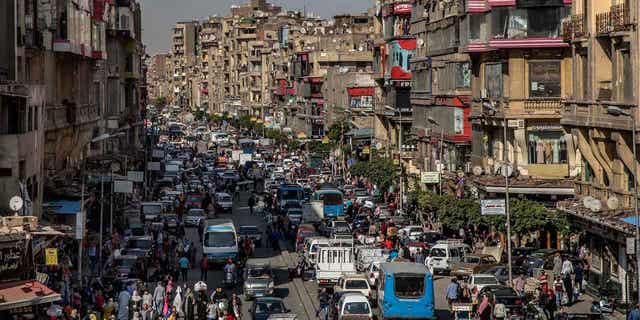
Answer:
103;298;116;320
172;286;184;318
184;287;196;320
477;294;492;320
130;290;142;317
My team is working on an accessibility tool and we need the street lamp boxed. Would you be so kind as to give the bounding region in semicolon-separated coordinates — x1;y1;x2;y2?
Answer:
606;105;639;303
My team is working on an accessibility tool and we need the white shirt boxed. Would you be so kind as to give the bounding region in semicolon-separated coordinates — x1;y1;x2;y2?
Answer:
561;260;574;276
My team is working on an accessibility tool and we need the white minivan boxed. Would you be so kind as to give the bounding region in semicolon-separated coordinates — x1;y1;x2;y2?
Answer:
303;237;329;266
427;240;471;275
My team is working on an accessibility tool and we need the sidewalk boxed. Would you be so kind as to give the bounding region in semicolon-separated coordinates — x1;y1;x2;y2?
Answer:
562;293;624;319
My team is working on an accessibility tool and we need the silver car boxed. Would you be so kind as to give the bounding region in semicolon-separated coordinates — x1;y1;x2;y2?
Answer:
243;261;275;299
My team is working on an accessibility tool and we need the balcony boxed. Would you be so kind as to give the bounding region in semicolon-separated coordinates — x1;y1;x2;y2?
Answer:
523;98;563;115
561;100;635;130
45;103;99;131
562;15;586;41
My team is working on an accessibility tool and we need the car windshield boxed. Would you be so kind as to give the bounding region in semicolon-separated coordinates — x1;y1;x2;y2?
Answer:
334;221;349;229
115;258;137;268
204;232;236;247
256;301;284;313
394;275;425;298
345;280;369;289
240;227;259;234
188;210;204;216
319;193;342;205
128;239;152;250
281;189;302;200
475;277;499;285
248;267;270;277
431;248;446;257
344;302;370;315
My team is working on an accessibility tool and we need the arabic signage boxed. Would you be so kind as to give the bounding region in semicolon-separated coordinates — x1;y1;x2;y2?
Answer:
113;180;134;194
75;210;85;239
152;149;165;158
147;162;161;171
45;248;58;266
420;172;440;184
393;3;412;14
481;199;506;215
0;234;31;282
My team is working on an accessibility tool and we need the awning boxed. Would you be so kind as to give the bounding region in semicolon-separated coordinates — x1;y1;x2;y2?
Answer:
620;216;640;227
0;280;61;311
43;201;80;215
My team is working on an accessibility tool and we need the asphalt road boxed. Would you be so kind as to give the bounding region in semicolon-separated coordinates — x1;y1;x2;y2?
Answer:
182;192;318;320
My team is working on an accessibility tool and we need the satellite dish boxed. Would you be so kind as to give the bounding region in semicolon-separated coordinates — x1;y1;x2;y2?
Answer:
472;166;483;176
417;38;425;47
9;196;23;211
300;28;306;34
583;196;602;212
607;196;620;210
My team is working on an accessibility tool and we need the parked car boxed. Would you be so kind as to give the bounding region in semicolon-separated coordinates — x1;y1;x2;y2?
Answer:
468;274;500;291
451;254;500;276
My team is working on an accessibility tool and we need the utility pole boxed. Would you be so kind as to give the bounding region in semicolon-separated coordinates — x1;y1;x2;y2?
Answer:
502;101;513;287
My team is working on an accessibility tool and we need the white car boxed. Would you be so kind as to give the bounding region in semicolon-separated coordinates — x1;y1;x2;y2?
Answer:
401;225;424;241
470;274;500;291
184;208;205;227
214;192;233;212
337;293;373;320
335;275;373;300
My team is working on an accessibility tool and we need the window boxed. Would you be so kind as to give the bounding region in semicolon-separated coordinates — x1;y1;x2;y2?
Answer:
455;62;471;88
491;7;566;39
204;232;236;248
580;53;589;99
527;130;566;164
622;50;633;102
394;275;425;298
469;13;489;42
454;108;464;135
345;280;369;289
485;63;504;98
529;61;561;97
343;302;370;315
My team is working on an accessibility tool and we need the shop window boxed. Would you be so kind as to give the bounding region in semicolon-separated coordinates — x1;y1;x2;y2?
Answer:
529;61;561;97
485;63;504;98
527;130;566;164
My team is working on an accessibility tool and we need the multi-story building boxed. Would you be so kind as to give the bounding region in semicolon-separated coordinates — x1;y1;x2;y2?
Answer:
171;21;198;108
147;54;170;103
557;0;639;303
0;0;144;216
465;0;576;201
410;0;472;174
372;0;416;160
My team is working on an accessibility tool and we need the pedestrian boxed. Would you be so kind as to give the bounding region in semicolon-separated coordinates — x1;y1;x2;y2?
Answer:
539;270;549;292
117;289;131;320
200;256;209;281
514;274;526;297
446;278;459;310
552;253;562;277
413;248;425;265
248;194;256;215
575;262;584;293
424;253;434;275
553;276;564;306
629;304;640;320
152;281;165;315
477;294;492;320
179;255;190;283
142;290;152;308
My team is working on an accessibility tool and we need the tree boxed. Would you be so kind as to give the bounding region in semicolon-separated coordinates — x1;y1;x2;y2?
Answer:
349;156;398;191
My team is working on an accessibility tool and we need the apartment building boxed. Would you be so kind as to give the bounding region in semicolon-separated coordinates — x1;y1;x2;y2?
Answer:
147;54;170;103
372;0;416;161
410;0;472;175
464;0;576;201
556;0;639;303
171;21;199;109
0;0;144;216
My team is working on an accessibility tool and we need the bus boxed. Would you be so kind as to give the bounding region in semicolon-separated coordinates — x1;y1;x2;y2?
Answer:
238;138;256;154
312;188;344;219
377;262;435;320
277;184;304;214
202;219;238;263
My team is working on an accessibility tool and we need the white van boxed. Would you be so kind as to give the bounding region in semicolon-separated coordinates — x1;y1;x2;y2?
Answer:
303;237;330;266
427;240;471;275
202;219;238;263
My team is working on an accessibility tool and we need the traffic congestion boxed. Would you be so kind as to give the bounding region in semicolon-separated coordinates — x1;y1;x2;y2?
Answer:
56;104;608;320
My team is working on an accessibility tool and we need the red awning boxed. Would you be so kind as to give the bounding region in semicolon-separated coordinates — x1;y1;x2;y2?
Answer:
0;280;61;311
347;87;374;97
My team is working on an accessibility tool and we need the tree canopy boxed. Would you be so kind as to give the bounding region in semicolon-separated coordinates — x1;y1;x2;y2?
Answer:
349;156;398;191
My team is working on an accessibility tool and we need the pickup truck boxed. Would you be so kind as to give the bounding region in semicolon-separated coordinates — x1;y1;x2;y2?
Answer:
316;246;356;288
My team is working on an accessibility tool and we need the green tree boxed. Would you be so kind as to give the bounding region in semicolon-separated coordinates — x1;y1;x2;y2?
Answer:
349;156;398;191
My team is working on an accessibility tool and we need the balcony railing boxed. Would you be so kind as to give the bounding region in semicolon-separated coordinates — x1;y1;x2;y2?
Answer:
46;104;99;130
563;15;586;41
611;4;632;32
523;98;563;114
596;11;613;35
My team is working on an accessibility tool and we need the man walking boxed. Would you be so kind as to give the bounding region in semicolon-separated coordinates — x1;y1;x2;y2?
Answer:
446;278;459;310
179;255;190;283
248;194;256;215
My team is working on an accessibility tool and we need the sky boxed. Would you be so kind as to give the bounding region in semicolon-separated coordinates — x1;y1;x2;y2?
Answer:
140;0;372;54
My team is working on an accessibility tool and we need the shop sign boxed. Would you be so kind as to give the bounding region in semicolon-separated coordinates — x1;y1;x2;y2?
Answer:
481;199;506;215
0;235;29;282
420;171;440;184
147;162;161;171
127;171;144;182
113;180;133;194
45;248;58;266
393;3;412;14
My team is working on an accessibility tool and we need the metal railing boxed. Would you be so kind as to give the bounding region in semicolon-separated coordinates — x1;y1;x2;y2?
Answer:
523;98;563;114
611;4;632;32
596;11;613;35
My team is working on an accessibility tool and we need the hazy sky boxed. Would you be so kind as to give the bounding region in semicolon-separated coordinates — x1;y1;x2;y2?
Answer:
140;0;371;54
